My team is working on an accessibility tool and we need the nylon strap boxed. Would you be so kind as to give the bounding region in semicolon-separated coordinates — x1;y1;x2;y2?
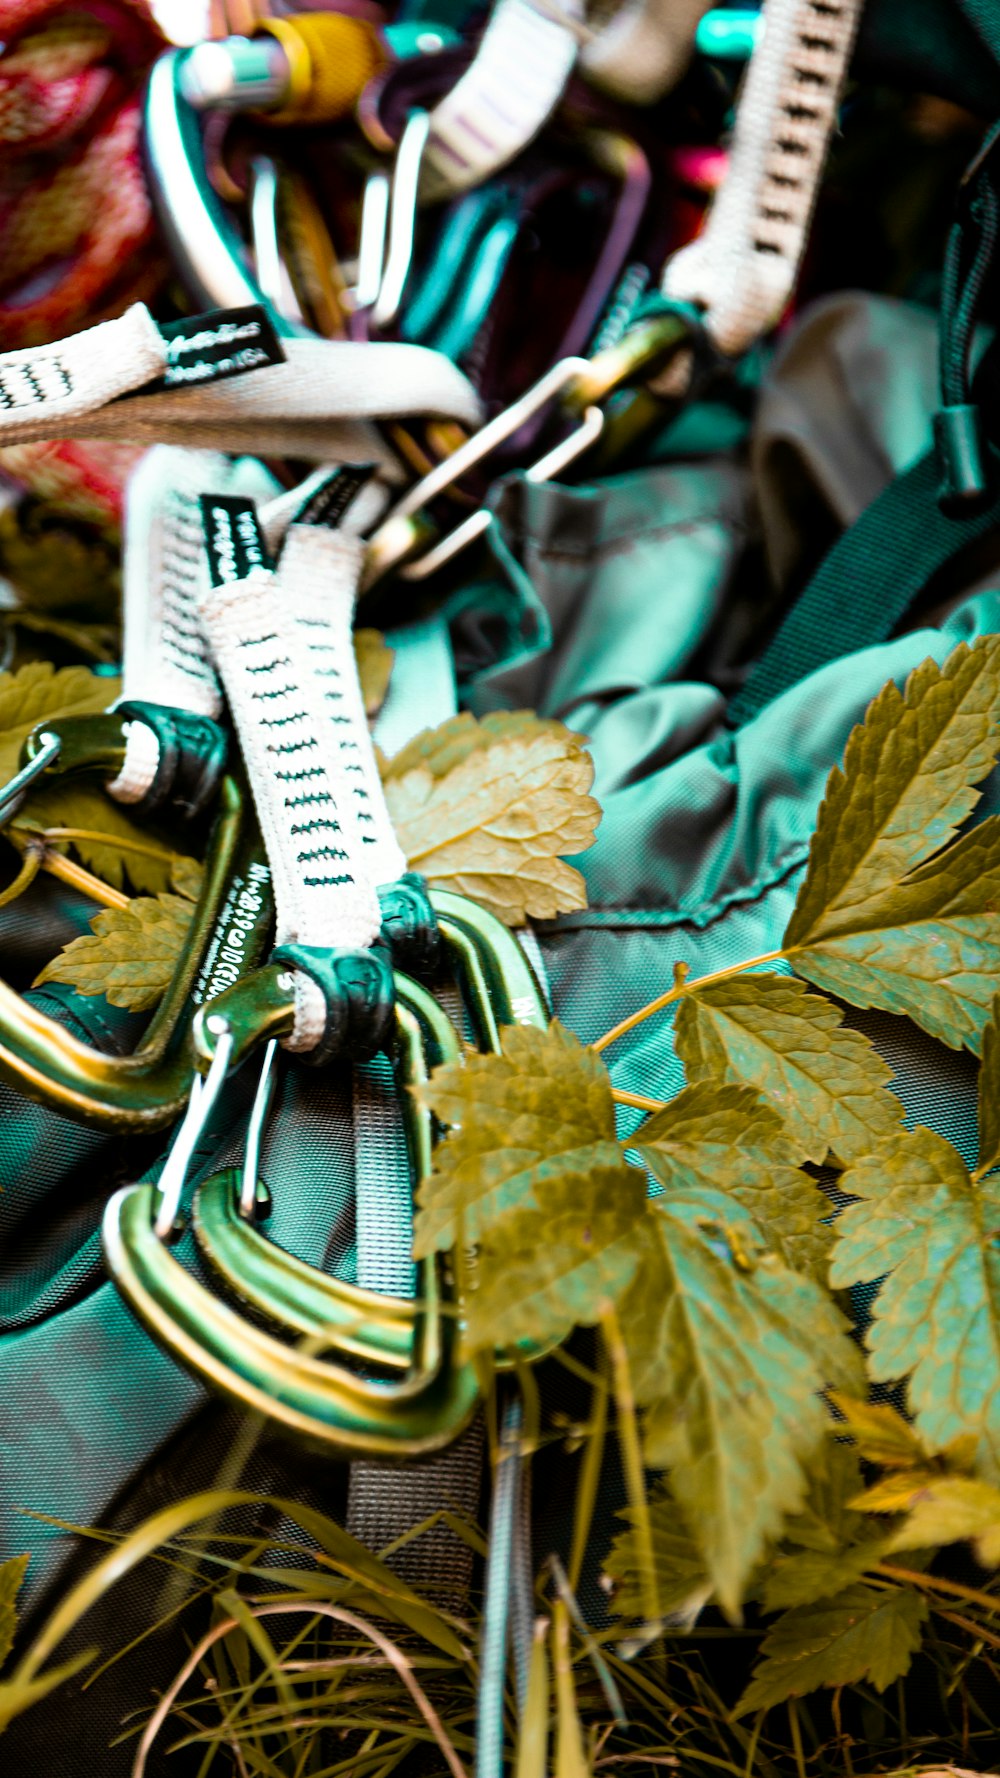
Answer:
728;444;1000;727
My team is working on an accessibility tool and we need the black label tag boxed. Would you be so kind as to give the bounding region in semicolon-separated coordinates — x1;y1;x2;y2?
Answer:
294;464;377;530
200;495;270;587
145;306;285;393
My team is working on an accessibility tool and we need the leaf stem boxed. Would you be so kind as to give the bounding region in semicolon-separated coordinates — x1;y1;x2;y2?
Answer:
611;1089;668;1114
600;1302;660;1637
934;1607;1000;1651
38;849;129;910
590;952;787;1055
0;846;41;910
876;1562;1000;1616
35;827;175;865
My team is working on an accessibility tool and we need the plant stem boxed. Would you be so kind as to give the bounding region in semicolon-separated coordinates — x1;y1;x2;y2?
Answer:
935;1607;1000;1651
39;826;176;865
590;952;787;1055
601;1303;660;1636
0;847;41;909
568;1359;609;1595
611;1089;667;1114
876;1562;1000;1616
39;848;129;910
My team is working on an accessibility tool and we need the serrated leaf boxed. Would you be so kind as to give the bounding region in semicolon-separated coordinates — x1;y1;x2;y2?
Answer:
786;638;1000;950
462;1164;647;1355
0;661;116;785
17;780;176;895
617;1201;861;1614
35;892;195;1011
604;1486;712;1625
736;1583;928;1714
881;1474;1000;1567
790;817;1000;1053
383;721;600;925
380;709;574;783
414;1020;627;1255
764;1447;887;1611
170;855;204;902
632;1080;832;1278
674;974;902;1165
0;1554;28;1674
831;1126;1000;1476
354;628;393;718
828;1393;931;1469
979;996;1000;1178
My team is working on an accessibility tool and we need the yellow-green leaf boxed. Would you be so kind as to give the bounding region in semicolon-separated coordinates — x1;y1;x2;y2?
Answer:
790;817;1000;1053
35;892;195;1011
617;1201;861;1615
462;1164;647;1356
735;1582;928;1714
785;637;1000;950
764;1447;886;1610
882;1474;1000;1568
17;780;177;896
0;1555;28;1674
383;719;600;925
354;628;393;718
979;995;1000;1178
604;1486;712;1626
413;1020;628;1256
170;855;204;902
632;1079;832;1279
831;1126;1000;1475
673;974;902;1164
0;661;116;785
828;1392;931;1469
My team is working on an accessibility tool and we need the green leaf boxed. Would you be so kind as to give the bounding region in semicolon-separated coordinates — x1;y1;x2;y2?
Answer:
170;855;204;901
382;717;600;925
785;637;1000;950
831;1126;1000;1475
35;892;195;1010
617;1200;861;1615
604;1486;712;1625
354;628;393;718
790;816;1000;1052
414;1020;630;1256
462;1164;647;1355
979;995;1000;1178
632;1079;833;1279
17;780;177;895
0;1555;28;1675
0;661;115;785
764;1447;886;1610
735;1582;928;1714
673;974;902;1165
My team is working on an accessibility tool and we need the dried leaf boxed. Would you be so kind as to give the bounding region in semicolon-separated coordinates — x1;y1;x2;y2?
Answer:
0;1555;28;1675
736;1583;927;1714
790;817;1000;1052
786;638;1000;950
632;1080;833;1279
35;892;195;1011
979;995;1000;1179
674;974;902;1165
831;1127;1000;1476
383;719;600;925
381;709;574;783
617;1200;861;1614
353;628;393;718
